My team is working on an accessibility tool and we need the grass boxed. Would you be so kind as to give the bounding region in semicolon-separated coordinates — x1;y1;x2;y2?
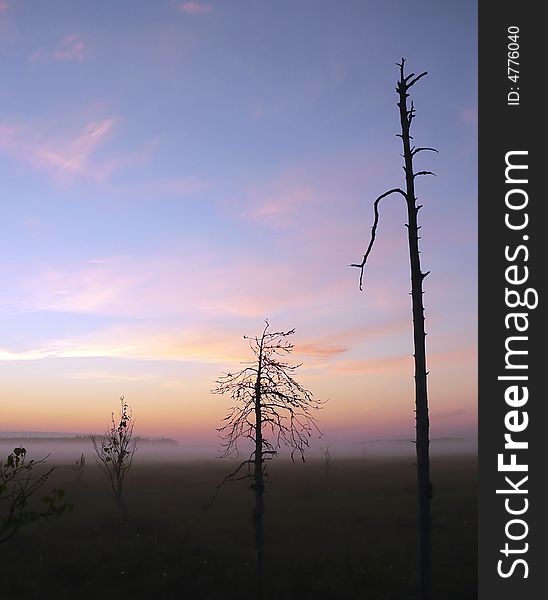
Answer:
2;455;476;599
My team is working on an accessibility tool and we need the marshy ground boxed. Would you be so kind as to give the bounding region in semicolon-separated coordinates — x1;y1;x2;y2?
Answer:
4;455;476;599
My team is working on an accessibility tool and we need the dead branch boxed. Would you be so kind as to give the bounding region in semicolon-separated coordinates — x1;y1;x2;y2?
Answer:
350;188;407;290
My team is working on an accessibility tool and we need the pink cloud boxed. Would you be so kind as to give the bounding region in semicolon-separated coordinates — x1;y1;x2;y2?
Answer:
0;320;383;366
247;186;315;226
23;258;143;315
36;118;114;174
177;2;212;15
294;343;347;360
0;323;261;364
29;50;44;63
30;35;86;64
15;253;340;319
54;35;85;61
331;354;412;375
0;117;141;183
0;1;8;13
225;155;405;281
228;175;323;228
289;319;410;369
332;346;476;375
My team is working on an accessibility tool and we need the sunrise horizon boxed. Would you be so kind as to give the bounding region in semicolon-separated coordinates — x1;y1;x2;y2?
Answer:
1;0;476;452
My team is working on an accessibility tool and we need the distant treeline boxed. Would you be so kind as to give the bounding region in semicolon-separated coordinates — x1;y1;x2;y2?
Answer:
0;435;178;445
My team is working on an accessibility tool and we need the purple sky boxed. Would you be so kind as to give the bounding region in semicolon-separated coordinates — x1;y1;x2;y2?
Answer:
0;0;477;455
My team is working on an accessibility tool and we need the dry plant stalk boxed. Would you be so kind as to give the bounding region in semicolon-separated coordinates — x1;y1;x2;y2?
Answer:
92;396;137;515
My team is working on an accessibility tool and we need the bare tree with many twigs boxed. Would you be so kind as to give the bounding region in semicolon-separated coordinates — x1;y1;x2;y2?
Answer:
212;321;324;582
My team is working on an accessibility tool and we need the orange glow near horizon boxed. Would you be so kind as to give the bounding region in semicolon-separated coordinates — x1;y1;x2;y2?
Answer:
1;339;477;452
0;1;476;456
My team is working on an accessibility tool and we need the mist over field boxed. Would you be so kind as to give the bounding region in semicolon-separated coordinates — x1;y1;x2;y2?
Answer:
0;432;477;463
3;455;476;600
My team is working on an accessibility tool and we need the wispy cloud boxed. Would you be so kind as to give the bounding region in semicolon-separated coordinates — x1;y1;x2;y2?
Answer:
55;35;85;61
21;258;144;315
0;1;8;14
0;324;248;363
12;251;351;320
332;346;476;375
70;371;154;383
30;35;86;63
291;319;410;366
34;119;114;176
0;318;416;369
332;354;412;374
294;343;347;360
176;2;212;15
0;117;137;182
243;185;315;227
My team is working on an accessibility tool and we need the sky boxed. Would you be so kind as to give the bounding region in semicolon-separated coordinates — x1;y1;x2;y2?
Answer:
0;0;477;456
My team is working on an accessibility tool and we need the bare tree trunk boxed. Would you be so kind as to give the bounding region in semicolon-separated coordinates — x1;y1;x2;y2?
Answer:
117;487;127;516
253;473;264;593
253;352;265;594
114;476;128;523
397;65;432;600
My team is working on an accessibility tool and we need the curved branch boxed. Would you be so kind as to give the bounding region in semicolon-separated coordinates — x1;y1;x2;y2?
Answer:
350;188;407;290
413;171;436;179
411;147;439;157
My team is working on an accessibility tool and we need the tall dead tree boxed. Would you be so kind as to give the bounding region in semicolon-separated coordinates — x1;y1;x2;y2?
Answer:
212;321;323;583
351;58;436;600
